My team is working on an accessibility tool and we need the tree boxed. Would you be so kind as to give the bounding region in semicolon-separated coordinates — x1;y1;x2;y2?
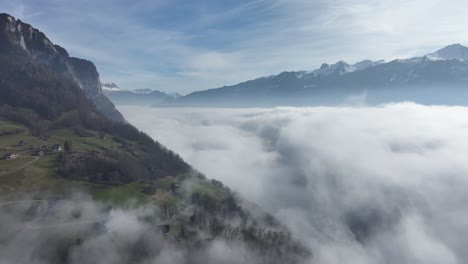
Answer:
64;140;72;154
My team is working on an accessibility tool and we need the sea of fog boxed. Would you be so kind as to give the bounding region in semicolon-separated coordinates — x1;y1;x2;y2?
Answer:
120;104;468;264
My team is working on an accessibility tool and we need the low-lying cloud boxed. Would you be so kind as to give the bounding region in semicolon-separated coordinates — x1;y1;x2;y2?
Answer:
121;103;468;264
1;193;290;264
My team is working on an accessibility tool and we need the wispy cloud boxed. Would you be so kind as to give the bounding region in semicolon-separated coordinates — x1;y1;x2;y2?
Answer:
239;0;269;8
1;0;468;93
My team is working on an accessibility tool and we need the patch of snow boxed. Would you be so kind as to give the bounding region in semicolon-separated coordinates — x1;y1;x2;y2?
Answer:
395;57;424;64
101;82;121;91
102;87;121;92
313;61;356;77
167;93;182;99
423;55;444;61
295;71;311;79
352;60;385;71
134;88;153;94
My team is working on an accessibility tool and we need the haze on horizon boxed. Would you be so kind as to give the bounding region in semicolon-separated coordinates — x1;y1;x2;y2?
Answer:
2;0;468;94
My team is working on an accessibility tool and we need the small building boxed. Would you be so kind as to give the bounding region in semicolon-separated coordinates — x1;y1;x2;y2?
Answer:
52;144;63;152
36;150;45;156
4;153;19;160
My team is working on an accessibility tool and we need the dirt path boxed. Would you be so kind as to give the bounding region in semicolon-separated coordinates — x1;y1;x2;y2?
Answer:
0;156;39;177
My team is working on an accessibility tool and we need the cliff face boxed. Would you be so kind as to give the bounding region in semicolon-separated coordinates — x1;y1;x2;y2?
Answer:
0;13;125;122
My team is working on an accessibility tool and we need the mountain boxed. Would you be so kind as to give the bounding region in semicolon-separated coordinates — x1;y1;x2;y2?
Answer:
313;60;357;76
101;81;121;91
352;59;386;71
426;43;468;61
160;44;468;107
0;13;189;184
102;82;181;106
0;13;306;262
0;14;124;122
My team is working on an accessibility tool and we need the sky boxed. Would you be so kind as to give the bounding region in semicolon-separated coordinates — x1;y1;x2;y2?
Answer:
2;0;468;94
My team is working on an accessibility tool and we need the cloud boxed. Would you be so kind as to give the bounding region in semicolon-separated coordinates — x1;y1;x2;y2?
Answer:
121;103;468;263
239;0;269;8
0;192;297;264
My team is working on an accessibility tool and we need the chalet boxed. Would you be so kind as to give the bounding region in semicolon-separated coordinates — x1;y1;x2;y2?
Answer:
52;144;63;152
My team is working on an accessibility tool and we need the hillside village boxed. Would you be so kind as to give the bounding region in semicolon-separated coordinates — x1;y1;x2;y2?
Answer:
3;142;63;160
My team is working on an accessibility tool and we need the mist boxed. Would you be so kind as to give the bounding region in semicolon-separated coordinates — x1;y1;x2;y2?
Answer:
120;103;468;264
0;192;301;264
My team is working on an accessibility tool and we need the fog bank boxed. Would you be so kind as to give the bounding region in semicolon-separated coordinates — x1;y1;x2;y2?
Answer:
121;104;468;264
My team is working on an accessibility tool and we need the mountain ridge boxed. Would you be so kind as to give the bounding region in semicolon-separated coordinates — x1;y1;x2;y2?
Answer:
102;82;182;106
159;44;468;107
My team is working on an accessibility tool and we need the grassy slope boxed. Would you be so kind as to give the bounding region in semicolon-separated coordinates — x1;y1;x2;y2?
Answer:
0;117;130;199
0;117;224;212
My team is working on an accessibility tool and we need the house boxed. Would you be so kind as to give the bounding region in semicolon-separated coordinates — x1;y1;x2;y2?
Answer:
52;144;63;152
4;153;19;160
36;150;45;156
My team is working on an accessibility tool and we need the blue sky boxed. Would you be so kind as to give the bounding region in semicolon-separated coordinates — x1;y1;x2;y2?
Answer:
2;0;468;94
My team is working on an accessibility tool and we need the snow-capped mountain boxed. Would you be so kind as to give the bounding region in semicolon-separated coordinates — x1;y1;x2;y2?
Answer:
160;44;468;107
352;60;386;71
313;61;357;77
426;44;468;61
102;82;121;91
134;88;153;94
102;82;181;106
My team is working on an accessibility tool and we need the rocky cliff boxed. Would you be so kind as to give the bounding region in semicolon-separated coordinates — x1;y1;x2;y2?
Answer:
0;13;124;122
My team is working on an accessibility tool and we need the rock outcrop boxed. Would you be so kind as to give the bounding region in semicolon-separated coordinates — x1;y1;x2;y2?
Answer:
0;13;124;122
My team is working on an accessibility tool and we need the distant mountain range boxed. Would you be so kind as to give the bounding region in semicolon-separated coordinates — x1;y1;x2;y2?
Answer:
159;44;468;107
102;82;181;106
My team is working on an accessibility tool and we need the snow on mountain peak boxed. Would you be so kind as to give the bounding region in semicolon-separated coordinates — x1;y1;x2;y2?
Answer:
313;61;356;77
352;60;386;71
426;44;468;61
134;88;153;94
101;82;121;91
